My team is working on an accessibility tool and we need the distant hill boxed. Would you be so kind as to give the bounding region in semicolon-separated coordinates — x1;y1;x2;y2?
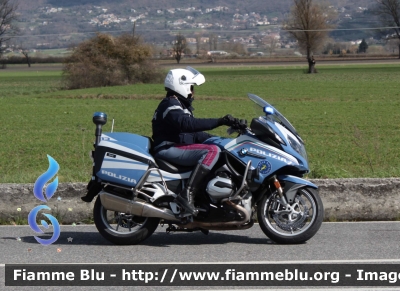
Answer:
13;0;380;51
18;0;294;14
18;0;376;16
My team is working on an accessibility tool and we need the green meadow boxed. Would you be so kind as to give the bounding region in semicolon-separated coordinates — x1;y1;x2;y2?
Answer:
1;63;400;183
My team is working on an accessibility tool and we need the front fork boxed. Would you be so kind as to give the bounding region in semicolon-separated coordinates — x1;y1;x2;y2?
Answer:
269;175;314;220
271;176;289;206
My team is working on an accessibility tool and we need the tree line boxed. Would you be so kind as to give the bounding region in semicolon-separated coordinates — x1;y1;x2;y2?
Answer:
1;0;400;81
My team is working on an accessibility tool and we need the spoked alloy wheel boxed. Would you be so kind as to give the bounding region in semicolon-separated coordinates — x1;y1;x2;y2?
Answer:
93;196;159;245
257;186;323;244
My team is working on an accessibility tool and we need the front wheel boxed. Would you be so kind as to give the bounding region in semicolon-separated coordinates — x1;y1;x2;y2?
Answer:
257;186;323;244
93;196;160;245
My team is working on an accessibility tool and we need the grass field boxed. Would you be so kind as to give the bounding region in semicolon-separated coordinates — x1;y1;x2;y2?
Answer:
1;63;400;183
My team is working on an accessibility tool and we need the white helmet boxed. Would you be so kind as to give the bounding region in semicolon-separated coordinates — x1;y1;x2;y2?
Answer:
164;66;205;98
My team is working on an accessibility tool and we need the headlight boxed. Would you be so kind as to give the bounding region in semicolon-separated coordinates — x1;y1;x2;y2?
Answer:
288;135;307;161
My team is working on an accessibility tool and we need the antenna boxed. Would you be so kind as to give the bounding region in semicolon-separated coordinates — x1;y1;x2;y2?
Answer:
111;119;115;133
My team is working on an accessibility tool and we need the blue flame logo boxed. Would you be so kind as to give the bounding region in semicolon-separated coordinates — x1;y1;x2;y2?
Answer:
28;155;61;246
33;155;59;202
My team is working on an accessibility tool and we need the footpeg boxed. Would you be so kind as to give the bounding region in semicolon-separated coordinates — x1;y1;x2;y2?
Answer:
174;197;198;216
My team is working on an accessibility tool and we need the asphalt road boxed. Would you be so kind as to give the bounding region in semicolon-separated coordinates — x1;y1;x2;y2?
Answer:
1;222;400;290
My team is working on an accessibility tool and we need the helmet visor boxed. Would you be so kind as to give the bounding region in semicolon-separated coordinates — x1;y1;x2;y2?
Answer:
184;66;205;86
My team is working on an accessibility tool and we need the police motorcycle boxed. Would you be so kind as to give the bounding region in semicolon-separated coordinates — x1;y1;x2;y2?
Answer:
82;93;324;245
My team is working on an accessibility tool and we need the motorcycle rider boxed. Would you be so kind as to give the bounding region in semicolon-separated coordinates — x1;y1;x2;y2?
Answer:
152;66;240;216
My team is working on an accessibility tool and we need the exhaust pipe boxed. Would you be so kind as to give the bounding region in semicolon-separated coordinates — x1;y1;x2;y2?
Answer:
183;200;252;230
99;191;180;221
99;191;252;229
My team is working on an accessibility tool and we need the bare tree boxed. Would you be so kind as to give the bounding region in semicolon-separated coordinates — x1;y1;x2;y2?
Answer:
263;36;279;56
374;0;400;58
0;0;19;57
208;34;218;62
21;48;31;67
171;33;187;64
195;33;201;55
209;34;218;51
283;0;336;73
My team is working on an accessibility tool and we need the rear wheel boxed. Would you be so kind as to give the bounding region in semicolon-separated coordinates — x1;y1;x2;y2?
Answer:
257;186;323;244
93;196;160;245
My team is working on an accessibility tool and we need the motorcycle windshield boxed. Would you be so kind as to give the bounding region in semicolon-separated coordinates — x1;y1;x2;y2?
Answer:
247;93;303;143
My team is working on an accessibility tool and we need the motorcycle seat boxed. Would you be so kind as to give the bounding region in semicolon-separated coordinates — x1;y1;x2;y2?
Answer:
155;158;193;174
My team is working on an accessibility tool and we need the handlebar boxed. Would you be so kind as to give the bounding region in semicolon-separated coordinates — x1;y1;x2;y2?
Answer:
227;119;249;136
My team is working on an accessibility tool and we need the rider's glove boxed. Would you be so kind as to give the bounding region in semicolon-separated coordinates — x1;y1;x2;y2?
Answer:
218;114;239;126
238;119;248;129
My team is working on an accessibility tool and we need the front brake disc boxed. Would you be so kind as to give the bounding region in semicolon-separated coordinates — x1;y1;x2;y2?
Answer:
272;196;309;231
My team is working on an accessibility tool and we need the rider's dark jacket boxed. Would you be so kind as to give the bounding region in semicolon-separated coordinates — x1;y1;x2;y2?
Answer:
152;94;220;148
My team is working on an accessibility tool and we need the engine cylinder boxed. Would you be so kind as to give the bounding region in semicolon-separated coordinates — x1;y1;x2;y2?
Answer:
206;175;235;201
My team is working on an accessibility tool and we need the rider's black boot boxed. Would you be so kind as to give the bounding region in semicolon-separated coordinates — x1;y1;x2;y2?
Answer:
175;163;210;217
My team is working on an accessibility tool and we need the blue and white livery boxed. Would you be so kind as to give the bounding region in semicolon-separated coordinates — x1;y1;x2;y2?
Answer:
83;93;324;245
